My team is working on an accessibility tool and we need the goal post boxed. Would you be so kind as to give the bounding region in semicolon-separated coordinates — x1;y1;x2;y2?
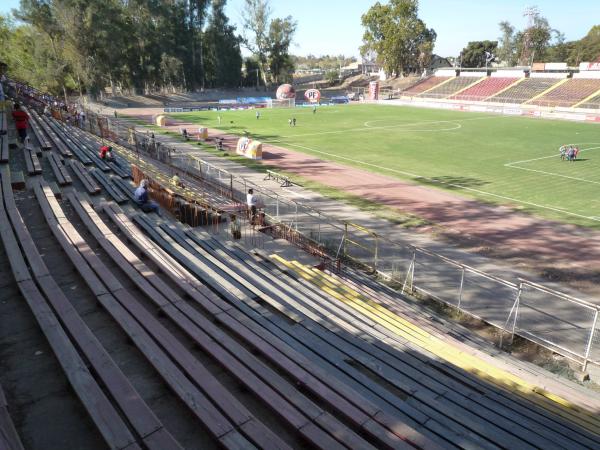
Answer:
266;98;296;109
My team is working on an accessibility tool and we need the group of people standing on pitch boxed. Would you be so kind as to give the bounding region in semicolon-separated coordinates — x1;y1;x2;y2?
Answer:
559;144;580;161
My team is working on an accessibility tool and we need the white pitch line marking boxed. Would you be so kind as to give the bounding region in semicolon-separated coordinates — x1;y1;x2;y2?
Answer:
505;143;600;166
278;141;600;223
262;114;502;143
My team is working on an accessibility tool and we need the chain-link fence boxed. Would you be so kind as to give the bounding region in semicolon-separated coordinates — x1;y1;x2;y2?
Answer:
72;105;600;371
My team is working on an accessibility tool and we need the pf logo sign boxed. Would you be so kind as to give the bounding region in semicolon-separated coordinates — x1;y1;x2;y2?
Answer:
304;89;321;103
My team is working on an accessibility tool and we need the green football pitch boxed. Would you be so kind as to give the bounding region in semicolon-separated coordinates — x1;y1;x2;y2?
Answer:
170;104;600;228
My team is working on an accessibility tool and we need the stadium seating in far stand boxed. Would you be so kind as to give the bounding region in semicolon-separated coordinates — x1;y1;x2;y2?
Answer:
487;78;560;104
528;78;600;107
573;87;600;109
418;77;484;99
401;76;452;95
450;77;519;101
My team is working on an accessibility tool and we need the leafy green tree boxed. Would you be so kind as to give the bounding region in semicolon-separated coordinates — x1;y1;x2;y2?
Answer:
267;16;296;83
204;0;242;88
241;0;271;87
567;25;600;65
497;21;517;66
242;57;262;88
360;0;436;77
460;40;498;68
515;15;553;64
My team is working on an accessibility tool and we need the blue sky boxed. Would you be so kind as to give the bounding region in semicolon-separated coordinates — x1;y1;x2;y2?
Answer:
2;0;599;58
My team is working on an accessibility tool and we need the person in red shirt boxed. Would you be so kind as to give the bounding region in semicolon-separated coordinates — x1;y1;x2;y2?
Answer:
12;103;30;143
99;145;115;161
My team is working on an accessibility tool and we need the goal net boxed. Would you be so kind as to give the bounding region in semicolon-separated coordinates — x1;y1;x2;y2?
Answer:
266;98;296;109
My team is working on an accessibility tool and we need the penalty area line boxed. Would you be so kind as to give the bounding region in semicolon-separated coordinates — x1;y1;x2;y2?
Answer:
279;141;600;223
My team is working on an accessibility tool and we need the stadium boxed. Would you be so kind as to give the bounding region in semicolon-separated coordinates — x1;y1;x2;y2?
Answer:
1;1;600;449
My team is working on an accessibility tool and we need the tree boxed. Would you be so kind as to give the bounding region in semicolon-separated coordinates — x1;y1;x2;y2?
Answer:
515;15;553;64
241;0;271;87
497;21;517;66
360;0;436;77
204;0;243;88
267;16;297;84
242;57;261;88
567;25;600;65
460;40;498;68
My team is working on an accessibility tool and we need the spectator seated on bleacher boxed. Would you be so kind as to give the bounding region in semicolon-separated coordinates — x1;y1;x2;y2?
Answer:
170;173;183;188
134;179;160;215
99;145;115;162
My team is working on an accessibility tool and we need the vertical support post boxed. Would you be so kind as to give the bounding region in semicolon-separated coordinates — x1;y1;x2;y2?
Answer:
510;283;523;345
583;309;599;372
294;203;298;231
343;223;348;258
374;234;379;271
230;174;234;199
457;267;465;311
318;212;321;244
402;251;416;294
276;196;279;219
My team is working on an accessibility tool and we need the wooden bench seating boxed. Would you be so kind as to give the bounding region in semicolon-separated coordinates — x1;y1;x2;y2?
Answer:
178;223;600;449
0;383;25;450
68;192;375;450
110;177;137;202
108;161;132;178
36;116;72;158
10;171;25;190
24;144;42;175
90;169;128;203
68;160;101;195
0;111;8;164
126;212;439;449
252;252;600;448
27;112;52;150
33;181;283;450
47;153;72;186
105;205;438;448
0;168;142;450
61;127;112;171
0;136;8;164
42;118;92;165
264;169;292;187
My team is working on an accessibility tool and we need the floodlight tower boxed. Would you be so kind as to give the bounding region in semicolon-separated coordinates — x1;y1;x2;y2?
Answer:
520;5;540;66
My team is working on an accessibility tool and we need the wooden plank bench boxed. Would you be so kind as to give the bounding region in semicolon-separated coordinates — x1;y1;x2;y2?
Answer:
5;180;183;450
90;169;127;203
0;173;142;450
111;205;451;449
252;252;600;448
0;135;8;164
68;160;101;195
37;117;72;158
111;177;137;202
69;192;374;450
10;171;25;190
33;183;266;450
182;224;600;449
24;145;42;175
25;110;52;150
43;118;92;165
108;161;131;178
47;153;72;186
129;213;432;449
264;169;292;187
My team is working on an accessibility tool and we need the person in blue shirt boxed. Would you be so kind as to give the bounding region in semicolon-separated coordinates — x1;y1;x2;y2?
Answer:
134;179;160;214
